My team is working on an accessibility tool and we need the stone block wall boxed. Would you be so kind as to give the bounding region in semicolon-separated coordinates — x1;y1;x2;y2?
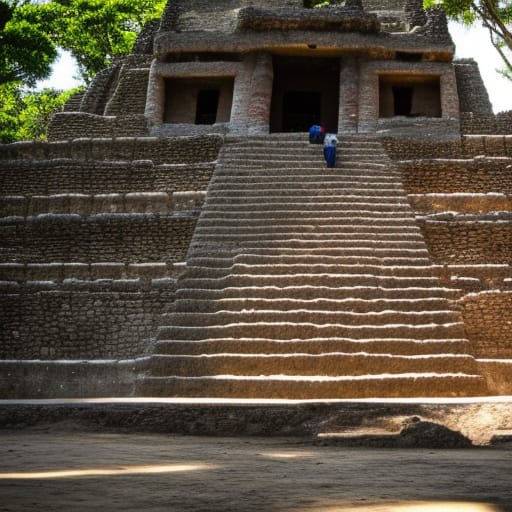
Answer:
399;158;512;195
0;133;221;398
0;160;214;197
383;135;512;160
104;68;150;116
454;59;493;115
496;111;512;133
0;279;175;360
382;137;463;160
455;112;512;136
0;214;197;265
47;113;149;140
457;291;512;358
460;113;497;135
408;194;512;214
0;135;223;164
362;0;406;10
389;134;512;369
417;218;512;265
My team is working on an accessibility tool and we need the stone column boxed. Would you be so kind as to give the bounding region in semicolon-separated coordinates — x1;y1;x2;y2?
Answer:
247;52;274;135
145;59;166;129
440;66;461;123
358;61;379;133
229;55;254;135
338;57;359;134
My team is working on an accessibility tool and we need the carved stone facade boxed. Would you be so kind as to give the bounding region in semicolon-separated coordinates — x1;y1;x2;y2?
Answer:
48;0;510;141
2;1;512;401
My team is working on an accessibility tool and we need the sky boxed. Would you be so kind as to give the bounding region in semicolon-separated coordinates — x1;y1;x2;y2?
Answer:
37;22;512;114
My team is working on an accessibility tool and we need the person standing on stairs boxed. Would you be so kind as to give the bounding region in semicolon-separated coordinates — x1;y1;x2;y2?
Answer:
323;132;338;168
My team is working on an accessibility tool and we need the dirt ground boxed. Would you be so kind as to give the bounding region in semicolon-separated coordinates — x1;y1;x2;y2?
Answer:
0;431;511;512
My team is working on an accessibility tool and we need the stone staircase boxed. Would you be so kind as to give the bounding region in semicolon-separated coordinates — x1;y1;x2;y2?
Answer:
137;134;488;399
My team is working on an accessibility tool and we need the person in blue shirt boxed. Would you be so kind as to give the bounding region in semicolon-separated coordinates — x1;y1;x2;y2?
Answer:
309;124;325;144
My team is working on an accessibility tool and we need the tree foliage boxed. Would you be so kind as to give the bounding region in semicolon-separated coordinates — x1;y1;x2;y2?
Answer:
0;0;57;86
1;0;166;143
0;84;83;142
3;0;166;85
425;0;512;79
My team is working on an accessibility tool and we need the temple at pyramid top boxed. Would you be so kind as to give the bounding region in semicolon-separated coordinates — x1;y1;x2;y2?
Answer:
49;0;495;141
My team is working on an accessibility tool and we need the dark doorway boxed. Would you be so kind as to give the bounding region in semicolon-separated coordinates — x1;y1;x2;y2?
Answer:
392;86;413;116
195;89;220;124
270;57;340;133
282;91;322;132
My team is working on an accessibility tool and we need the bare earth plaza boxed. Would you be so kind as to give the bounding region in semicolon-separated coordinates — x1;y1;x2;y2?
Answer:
1;0;512;510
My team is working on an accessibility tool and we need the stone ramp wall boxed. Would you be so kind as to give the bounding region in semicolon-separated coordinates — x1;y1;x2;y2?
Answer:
0;135;221;397
383;135;512;160
416;216;512;266
0;159;214;199
387;134;512;364
457;291;512;359
0;280;175;361
0;214;197;264
0;135;223;163
399;158;512;196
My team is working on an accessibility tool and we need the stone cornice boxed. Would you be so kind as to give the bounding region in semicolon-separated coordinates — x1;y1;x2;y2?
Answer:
154;30;455;61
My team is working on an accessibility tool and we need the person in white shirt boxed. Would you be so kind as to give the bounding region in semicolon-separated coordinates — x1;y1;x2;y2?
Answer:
323;133;338;168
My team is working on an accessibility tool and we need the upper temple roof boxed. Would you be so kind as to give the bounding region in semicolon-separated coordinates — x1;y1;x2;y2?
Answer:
159;0;417;33
155;0;452;58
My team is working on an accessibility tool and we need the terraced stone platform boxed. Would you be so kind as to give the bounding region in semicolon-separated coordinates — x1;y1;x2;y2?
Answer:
137;135;488;399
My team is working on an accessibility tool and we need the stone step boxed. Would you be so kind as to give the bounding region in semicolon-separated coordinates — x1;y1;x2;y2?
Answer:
201;202;412;212
196;216;420;227
214;167;400;177
206;189;403;198
186;255;433;267
153;337;470;356
189;237;428;249
186;248;432;260
163;310;460;328
221;155;386;166
181;264;438;279
136;373;488;399
212;171;398;179
170;296;452;313
147;353;478;377
193;225;423;236
218;161;390;170
190;232;424;243
177;273;442;290
156;321;466;341
222;140;387;151
190;241;428;253
199;210;416;220
222;151;386;162
211;178;401;187
174;285;460;301
226;134;379;142
219;159;323;168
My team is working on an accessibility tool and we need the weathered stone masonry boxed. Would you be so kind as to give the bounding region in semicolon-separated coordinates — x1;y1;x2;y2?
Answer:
1;0;512;398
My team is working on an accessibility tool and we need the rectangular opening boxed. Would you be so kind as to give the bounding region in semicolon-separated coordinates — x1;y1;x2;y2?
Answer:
379;74;441;118
270;57;340;133
164;77;234;125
